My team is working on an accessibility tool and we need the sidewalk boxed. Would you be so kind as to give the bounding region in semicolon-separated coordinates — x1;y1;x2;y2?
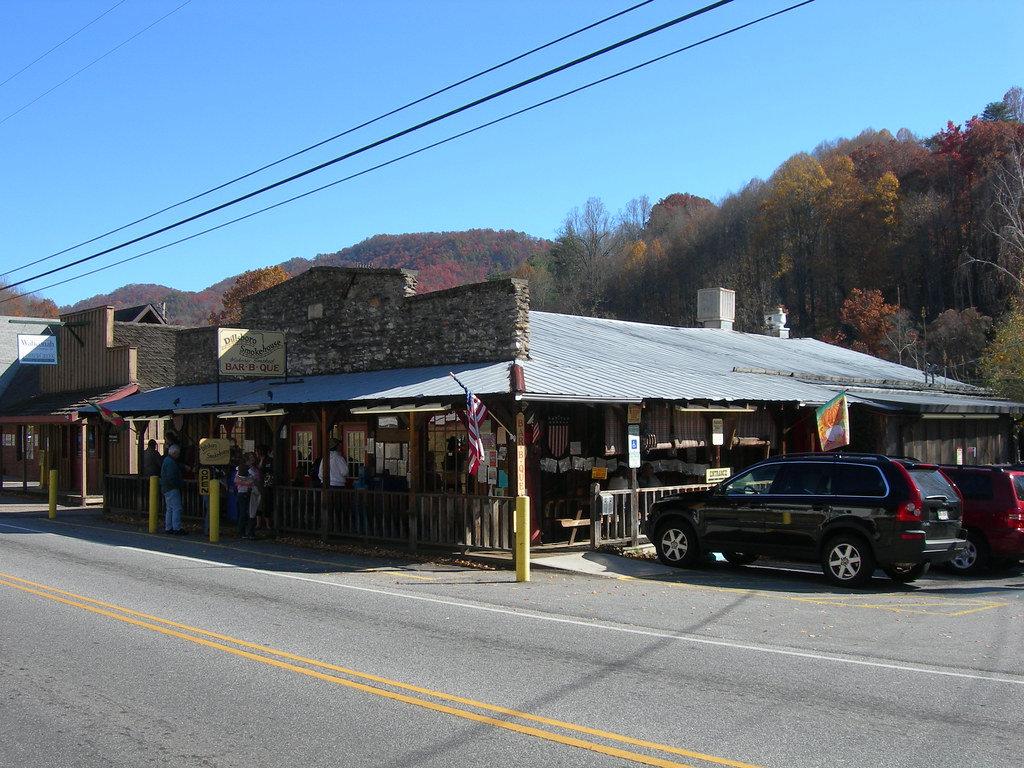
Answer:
0;491;672;580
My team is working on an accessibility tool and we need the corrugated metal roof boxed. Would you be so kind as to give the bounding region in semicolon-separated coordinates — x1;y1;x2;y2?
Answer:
108;311;1023;416
519;313;976;406
112;363;511;414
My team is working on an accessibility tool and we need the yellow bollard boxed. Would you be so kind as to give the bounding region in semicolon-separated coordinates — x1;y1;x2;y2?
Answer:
515;495;530;582
149;475;160;533
209;479;220;542
48;469;57;518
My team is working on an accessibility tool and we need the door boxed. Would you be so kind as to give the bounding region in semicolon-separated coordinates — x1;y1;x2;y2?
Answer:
702;462;777;550
289;424;315;486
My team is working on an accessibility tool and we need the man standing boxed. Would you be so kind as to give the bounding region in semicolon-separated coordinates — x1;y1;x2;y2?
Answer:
142;439;162;477
161;444;185;534
318;439;349;488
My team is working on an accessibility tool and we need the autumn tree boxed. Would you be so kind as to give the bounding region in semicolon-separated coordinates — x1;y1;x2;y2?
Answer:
209;266;288;325
825;288;900;358
925;307;992;381
0;282;60;318
758;153;832;333
981;301;1024;401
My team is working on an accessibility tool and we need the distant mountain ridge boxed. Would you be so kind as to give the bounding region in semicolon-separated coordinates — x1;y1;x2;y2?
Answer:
64;229;549;326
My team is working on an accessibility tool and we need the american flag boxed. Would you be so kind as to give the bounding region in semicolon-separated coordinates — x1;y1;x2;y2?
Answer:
450;373;488;475
547;414;570;458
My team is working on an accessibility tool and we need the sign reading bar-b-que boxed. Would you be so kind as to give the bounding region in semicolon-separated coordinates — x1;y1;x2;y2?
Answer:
218;328;286;377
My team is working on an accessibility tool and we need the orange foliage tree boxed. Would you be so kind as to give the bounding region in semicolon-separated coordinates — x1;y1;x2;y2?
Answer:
209;266;288;325
823;288;900;357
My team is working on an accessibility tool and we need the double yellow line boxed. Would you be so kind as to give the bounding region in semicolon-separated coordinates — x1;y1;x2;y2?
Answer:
0;571;765;768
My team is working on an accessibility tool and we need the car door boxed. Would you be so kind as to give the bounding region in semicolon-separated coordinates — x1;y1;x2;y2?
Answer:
700;462;778;550
761;462;833;555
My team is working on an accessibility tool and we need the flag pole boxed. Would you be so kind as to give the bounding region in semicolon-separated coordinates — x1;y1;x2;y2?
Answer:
448;372;514;439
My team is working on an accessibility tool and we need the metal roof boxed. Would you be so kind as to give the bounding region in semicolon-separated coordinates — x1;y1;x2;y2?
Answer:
518;313;984;407
107;311;1023;416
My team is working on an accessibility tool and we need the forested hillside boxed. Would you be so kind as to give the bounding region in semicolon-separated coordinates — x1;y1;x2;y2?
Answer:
16;88;1024;396
55;229;549;326
523;88;1024;392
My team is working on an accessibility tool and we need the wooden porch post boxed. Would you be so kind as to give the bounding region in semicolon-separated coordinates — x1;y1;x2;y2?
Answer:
407;412;418;551
79;420;88;505
318;407;328;540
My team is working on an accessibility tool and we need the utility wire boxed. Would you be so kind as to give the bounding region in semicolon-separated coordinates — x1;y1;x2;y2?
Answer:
1;0;736;294
0;0;194;128
5;0;816;304
0;0;129;89
2;0;657;280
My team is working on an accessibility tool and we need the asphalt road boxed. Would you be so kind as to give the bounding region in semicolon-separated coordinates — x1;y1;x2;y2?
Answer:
2;509;1023;768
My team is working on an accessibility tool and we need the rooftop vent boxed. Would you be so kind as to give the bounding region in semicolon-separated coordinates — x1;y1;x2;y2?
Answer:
765;306;790;339
697;288;735;330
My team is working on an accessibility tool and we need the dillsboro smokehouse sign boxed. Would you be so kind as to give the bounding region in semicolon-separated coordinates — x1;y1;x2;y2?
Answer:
217;328;286;376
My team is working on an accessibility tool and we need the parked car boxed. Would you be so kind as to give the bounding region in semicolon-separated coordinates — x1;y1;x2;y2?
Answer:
936;465;1024;574
642;452;966;588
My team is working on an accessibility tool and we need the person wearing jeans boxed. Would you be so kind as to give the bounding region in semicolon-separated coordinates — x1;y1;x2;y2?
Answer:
160;444;185;534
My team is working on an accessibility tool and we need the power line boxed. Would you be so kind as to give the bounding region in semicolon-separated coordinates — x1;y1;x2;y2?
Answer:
0;0;129;89
1;0;658;280
0;0;195;128
1;0;738;294
5;0;817;305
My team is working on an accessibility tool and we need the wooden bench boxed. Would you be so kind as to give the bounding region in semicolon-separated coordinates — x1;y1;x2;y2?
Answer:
557;507;590;545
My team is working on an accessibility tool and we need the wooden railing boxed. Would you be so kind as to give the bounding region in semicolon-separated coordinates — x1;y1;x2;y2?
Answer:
104;476;514;552
104;474;708;551
590;484;714;547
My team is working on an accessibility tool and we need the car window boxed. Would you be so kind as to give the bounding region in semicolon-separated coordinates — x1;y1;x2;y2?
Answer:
1010;474;1024;501
724;464;780;495
907;467;959;499
832;464;887;496
770;463;831;495
944;471;994;501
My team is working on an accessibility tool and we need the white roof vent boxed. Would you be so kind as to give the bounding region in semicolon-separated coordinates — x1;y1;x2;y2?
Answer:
765;306;790;339
697;288;735;330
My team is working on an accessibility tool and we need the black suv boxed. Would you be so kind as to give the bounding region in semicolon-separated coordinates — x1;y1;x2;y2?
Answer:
642;453;966;587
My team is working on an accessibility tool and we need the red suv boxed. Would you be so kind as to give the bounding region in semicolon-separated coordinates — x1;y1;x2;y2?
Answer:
938;465;1024;574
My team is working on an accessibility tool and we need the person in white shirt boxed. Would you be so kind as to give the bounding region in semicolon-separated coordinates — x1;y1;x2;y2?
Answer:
319;440;349;488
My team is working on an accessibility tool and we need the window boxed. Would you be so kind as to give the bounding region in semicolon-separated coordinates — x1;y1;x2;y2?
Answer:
724;463;780;495
832;465;887;497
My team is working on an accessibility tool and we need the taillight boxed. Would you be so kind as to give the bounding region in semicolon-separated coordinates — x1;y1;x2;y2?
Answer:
894;463;924;521
1011;501;1024;528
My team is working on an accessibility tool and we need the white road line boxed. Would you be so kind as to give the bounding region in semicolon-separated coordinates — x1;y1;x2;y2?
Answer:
6;519;1024;688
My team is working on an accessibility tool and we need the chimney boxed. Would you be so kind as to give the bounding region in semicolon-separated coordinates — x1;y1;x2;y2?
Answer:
764;306;790;339
696;288;735;330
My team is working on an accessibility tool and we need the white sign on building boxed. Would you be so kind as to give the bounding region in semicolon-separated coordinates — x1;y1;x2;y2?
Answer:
17;334;58;365
217;328;286;377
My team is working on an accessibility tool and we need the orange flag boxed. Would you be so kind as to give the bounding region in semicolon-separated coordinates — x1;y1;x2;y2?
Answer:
816;393;850;451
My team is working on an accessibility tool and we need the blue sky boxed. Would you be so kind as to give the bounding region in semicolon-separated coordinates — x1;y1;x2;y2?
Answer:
1;0;1021;309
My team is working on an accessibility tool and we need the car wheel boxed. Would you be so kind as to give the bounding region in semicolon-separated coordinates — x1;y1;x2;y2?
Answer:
821;534;876;588
883;561;929;584
721;551;758;566
948;530;989;575
654;520;702;568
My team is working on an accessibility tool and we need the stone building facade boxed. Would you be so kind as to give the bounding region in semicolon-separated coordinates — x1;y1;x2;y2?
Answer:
175;267;531;385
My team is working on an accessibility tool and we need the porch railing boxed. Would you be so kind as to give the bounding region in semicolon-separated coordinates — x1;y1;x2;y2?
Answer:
104;474;708;551
104;475;514;552
588;484;713;547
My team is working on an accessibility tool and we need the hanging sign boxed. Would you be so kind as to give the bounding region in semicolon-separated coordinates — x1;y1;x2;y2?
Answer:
711;418;725;446
17;334;57;365
217;328;286;376
628;424;641;469
199;438;232;465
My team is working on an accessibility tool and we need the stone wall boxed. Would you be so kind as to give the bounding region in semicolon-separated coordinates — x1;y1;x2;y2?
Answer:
175;327;219;385
112;323;179;390
235;267;531;378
